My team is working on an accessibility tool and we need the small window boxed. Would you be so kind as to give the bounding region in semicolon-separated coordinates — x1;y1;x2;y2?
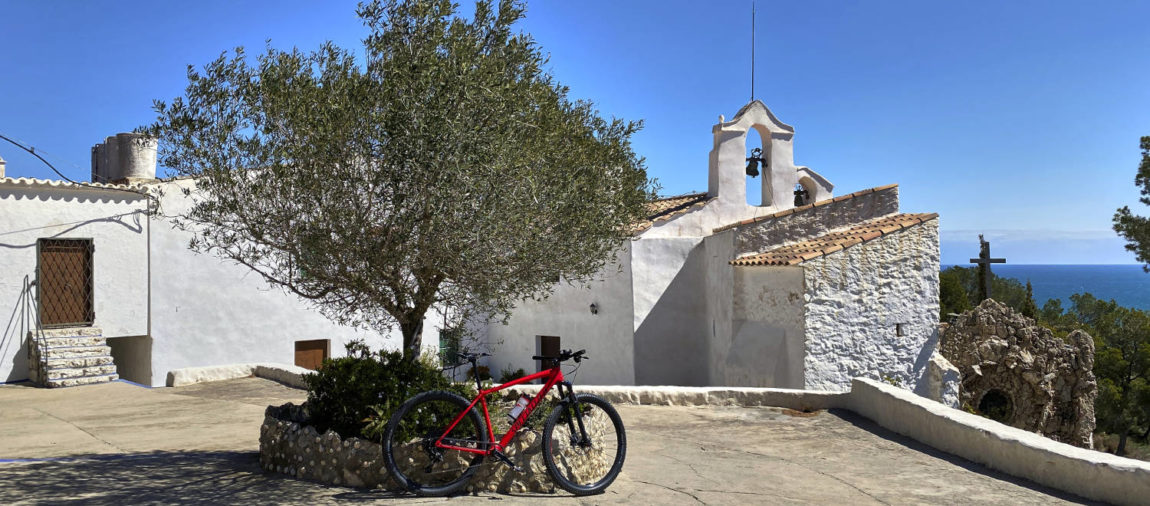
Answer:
439;327;464;366
295;339;330;370
896;323;905;337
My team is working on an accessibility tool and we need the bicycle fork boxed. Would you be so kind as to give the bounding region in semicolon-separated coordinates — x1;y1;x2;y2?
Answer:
559;381;592;448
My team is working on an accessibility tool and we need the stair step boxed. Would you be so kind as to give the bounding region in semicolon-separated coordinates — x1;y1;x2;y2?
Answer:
40;345;112;359
36;327;103;339
47;364;118;379
44;356;114;369
47;373;119;388
40;336;106;348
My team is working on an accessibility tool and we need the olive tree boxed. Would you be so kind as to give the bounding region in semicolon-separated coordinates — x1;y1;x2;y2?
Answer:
147;0;655;358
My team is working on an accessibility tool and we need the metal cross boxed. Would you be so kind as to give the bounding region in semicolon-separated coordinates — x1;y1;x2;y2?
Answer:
969;234;1005;301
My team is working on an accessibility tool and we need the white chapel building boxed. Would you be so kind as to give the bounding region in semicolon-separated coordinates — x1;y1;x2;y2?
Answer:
479;101;942;391
0;101;941;393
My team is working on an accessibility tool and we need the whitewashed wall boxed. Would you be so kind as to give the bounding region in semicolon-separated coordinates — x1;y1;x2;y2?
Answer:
631;237;709;385
0;181;149;382
730;266;807;388
147;179;409;386
484;243;635;386
801;220;941;391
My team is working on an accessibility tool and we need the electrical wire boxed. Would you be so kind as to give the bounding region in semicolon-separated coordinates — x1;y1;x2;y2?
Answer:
0;131;158;203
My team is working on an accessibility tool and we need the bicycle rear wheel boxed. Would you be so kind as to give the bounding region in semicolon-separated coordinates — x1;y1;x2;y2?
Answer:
541;393;626;495
383;390;487;496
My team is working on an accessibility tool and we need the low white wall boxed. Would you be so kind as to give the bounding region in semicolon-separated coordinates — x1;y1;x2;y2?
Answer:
502;384;848;411
849;378;1150;506
166;362;310;388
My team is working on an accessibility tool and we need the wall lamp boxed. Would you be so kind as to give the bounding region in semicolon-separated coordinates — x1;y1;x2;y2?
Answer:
589;303;599;315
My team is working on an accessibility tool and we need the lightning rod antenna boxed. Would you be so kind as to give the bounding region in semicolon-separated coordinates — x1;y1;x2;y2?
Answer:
751;0;755;102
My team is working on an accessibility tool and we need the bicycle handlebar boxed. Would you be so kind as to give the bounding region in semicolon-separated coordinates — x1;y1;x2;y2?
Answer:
532;349;588;364
455;351;490;362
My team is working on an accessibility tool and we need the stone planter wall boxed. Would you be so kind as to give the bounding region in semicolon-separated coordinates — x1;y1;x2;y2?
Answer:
258;403;560;493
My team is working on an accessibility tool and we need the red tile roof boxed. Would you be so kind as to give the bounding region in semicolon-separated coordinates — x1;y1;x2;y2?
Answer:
635;192;713;232
730;212;938;266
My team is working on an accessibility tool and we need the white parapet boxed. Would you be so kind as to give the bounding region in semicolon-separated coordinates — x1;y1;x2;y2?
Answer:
849;377;1150;506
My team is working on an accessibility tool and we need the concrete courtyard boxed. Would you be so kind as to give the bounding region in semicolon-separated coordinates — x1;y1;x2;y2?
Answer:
0;378;1095;505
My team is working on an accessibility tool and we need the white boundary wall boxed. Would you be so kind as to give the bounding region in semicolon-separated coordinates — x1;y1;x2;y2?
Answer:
848;378;1150;506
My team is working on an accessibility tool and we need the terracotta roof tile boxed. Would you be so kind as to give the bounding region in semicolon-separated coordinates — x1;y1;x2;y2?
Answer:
730;212;938;266
712;183;899;233
634;191;713;232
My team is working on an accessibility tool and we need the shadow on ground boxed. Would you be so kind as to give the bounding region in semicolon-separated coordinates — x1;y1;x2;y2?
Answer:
0;451;390;505
0;451;567;505
828;409;1101;506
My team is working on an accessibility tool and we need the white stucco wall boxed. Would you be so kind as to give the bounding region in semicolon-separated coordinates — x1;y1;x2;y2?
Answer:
801;219;941;391
702;230;735;386
147;179;406;386
631;237;709;385
730;266;806;388
484;243;635;386
0;181;149;382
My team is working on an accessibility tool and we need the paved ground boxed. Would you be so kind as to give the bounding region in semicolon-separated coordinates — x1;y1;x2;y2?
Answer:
0;378;1096;505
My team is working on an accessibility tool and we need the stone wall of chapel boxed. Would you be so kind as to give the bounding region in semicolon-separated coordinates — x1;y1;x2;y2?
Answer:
801;219;940;391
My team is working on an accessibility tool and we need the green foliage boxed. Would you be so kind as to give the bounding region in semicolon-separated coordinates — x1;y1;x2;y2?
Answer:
302;340;474;441
939;266;1030;314
1040;293;1150;456
147;0;657;358
1113;136;1150;271
1021;281;1039;320
1090;306;1150;455
939;268;971;320
467;365;492;382
498;365;527;384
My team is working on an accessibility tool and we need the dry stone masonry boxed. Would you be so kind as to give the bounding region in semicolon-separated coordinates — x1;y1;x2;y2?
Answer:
259;402;608;493
939;299;1096;447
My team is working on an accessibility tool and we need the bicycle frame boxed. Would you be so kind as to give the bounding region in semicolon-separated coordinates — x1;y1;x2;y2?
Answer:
434;365;565;455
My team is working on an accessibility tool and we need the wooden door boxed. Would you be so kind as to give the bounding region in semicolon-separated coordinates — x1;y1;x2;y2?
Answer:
295;339;330;370
537;335;561;374
38;239;94;327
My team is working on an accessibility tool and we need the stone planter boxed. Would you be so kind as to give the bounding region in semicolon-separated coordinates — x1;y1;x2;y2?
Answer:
258;403;561;493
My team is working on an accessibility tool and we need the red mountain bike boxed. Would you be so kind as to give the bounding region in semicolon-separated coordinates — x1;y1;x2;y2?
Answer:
383;349;626;496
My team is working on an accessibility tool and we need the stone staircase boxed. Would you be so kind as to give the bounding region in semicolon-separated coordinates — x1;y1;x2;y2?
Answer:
28;327;119;388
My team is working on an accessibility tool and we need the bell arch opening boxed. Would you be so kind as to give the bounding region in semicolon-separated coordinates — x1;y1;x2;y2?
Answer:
744;124;772;206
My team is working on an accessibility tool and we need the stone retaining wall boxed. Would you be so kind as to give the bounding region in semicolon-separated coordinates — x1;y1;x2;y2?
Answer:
259;403;563;493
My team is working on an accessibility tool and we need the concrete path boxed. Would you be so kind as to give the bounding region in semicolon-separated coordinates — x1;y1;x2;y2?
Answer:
0;378;1095;505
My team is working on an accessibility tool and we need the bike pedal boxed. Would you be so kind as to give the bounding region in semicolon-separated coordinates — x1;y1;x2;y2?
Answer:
490;450;523;473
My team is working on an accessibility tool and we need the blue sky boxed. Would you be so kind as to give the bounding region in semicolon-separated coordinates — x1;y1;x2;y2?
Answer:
2;1;1148;264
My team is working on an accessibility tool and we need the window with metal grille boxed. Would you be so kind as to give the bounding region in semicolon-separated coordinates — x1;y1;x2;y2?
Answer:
38;239;94;327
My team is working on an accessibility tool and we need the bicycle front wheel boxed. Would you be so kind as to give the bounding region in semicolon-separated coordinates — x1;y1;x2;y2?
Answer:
383;390;488;496
542;393;626;495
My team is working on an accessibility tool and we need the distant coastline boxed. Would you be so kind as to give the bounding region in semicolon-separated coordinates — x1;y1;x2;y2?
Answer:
940;264;1150;312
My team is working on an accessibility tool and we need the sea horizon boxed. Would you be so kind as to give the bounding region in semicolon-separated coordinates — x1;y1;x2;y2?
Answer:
941;264;1150;312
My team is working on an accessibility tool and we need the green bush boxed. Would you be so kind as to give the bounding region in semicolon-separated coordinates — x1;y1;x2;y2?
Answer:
498;366;527;384
302;340;473;441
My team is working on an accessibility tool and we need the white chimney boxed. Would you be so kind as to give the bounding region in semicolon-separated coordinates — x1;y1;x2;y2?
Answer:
0;153;6;178
91;133;157;183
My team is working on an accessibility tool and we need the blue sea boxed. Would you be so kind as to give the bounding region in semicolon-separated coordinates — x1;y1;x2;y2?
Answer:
941;264;1150;312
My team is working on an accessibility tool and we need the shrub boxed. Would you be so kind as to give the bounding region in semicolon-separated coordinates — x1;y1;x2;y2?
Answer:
499;366;527;384
302;340;473;441
467;365;492;382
